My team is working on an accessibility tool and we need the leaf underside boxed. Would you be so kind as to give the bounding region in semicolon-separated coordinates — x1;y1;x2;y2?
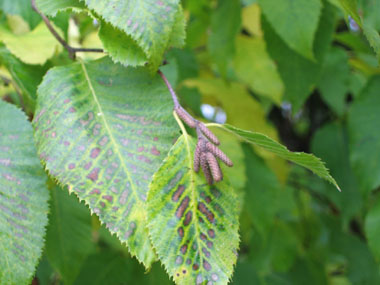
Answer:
0;101;49;285
147;135;240;284
33;57;179;267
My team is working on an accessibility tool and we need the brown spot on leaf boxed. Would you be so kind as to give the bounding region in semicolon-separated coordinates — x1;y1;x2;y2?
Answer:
180;244;188;254
90;148;101;158
184;211;192;226
90;188;100;195
176;196;190;219
178;227;184;238
203;260;212;271
208;229;215;238
151;146;160;156
172;185;185;202
87;168;100;182
198;202;215;223
192;264;199;271
102;195;113;202
207;241;213;249
68;163;75;170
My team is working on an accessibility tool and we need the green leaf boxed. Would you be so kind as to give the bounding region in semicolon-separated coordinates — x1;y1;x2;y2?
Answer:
208;0;241;76
82;0;184;70
258;0;322;60
0;46;46;112
234;36;284;104
348;76;380;193
33;57;179;267
147;135;239;284
0;0;41;29
311;122;362;220
98;21;147;67
317;47;350;115
0;22;62;65
365;196;380;261
0;100;49;284
45;184;93;285
209;123;340;190
35;0;85;16
262;0;336;111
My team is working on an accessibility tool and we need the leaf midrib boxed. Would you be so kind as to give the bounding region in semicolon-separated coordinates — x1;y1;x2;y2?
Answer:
79;60;139;206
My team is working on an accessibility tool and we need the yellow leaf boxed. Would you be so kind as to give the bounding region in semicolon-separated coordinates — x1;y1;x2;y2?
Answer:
0;22;62;65
242;3;263;37
234;36;284;105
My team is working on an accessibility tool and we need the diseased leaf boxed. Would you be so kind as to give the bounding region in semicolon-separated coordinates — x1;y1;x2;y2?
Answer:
147;135;239;284
82;0;184;70
0;100;49;285
234;36;283;104
45;184;94;285
0;22;62;65
348;76;380;193
258;0;322;60
209;123;340;190
33;57;179;267
208;0;241;76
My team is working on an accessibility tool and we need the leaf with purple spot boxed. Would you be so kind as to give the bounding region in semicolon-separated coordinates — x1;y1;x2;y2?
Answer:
0;101;49;285
147;134;240;284
33;57;178;268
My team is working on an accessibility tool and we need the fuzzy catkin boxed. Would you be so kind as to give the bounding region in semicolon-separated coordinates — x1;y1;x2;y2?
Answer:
206;142;233;167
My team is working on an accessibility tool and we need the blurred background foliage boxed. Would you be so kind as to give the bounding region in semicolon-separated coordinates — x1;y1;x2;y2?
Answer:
1;0;380;284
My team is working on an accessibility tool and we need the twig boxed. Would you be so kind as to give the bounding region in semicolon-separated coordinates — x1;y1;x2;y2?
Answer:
159;70;233;185
31;0;104;60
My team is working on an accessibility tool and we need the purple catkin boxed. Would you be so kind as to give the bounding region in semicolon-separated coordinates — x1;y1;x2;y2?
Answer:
206;142;233;167
206;152;223;182
200;152;213;185
198;123;220;145
175;107;196;128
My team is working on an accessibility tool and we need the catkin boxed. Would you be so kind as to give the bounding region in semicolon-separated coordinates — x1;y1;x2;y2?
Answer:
175;107;196;128
206;152;223;182
206;142;233;167
200;152;213;185
198;123;220;145
193;141;201;172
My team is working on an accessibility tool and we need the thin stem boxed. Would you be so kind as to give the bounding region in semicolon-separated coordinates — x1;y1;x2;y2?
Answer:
31;0;104;59
158;70;180;108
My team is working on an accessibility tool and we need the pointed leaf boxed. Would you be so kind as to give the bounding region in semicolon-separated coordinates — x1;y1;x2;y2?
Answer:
258;0;322;60
82;0;184;70
45;184;94;285
147;135;239;284
33;57;178;267
209;124;340;190
0;101;49;284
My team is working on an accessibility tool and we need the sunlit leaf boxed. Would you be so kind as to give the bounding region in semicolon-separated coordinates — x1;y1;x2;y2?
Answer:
33;57;179;267
35;0;85;16
0;22;62;65
234;36;283;104
147;135;239;284
0;100;49;284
